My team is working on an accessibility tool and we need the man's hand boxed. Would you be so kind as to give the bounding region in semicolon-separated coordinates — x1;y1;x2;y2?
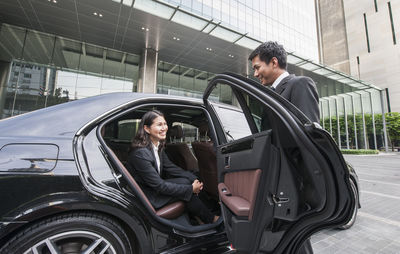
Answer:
192;179;203;194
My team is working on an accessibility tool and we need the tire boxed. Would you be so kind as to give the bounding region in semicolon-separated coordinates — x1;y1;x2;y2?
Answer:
0;212;134;254
338;179;359;230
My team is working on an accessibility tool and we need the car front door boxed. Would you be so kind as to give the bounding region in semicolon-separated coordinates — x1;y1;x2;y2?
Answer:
203;74;355;254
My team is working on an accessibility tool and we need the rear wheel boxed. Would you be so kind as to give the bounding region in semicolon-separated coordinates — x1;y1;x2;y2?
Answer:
0;212;134;254
339;179;358;230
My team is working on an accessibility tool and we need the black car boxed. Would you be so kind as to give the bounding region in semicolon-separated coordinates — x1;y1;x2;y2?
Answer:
0;73;357;254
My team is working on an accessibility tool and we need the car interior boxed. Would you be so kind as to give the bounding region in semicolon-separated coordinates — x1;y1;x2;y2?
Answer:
99;94;325;239
93;77;350;251
101;104;223;232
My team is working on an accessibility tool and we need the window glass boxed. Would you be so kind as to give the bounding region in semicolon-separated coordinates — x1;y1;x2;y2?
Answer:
212;105;252;142
117;119;141;141
171;122;199;143
207;83;251;142
84;129;116;183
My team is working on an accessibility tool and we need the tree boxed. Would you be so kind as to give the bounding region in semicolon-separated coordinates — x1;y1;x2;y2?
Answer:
385;112;400;151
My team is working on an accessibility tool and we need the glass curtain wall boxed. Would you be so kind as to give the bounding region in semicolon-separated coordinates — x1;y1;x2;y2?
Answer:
157;61;215;99
0;24;139;119
163;0;319;61
319;90;386;150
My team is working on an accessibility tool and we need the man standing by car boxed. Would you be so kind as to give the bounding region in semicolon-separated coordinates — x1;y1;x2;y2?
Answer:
249;41;320;123
248;41;318;254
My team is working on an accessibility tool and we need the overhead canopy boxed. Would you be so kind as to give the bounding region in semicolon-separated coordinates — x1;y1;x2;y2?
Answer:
0;0;381;94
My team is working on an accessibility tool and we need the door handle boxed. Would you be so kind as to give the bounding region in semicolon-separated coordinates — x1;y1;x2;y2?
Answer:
272;195;289;205
224;156;230;169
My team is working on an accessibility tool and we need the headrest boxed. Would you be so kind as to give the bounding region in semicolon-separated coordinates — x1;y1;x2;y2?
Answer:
169;125;183;140
198;124;210;141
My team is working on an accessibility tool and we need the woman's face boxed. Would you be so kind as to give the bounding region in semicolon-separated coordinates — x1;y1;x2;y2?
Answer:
144;116;168;144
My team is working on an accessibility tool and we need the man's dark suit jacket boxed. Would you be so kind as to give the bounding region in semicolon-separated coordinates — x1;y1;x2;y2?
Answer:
273;74;317;254
275;74;320;122
127;146;197;209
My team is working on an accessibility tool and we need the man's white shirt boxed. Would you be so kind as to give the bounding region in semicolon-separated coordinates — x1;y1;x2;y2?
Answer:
271;71;289;89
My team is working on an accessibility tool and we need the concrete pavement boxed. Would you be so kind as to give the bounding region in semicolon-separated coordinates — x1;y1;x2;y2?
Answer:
312;153;400;254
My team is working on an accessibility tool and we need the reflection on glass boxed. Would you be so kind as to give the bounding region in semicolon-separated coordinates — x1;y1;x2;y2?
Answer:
134;0;175;19
161;0;318;60
1;62;69;119
2;59;136;119
172;11;208;30
210;27;241;42
0;24;25;62
0;24;140;119
235;36;261;50
157;61;213;99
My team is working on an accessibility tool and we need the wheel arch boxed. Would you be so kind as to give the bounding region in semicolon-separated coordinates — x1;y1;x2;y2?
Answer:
0;201;153;253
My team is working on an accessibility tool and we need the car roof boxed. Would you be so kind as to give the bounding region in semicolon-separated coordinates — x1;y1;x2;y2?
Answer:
0;92;203;139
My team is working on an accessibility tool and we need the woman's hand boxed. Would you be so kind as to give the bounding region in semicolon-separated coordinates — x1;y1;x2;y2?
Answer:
192;179;203;194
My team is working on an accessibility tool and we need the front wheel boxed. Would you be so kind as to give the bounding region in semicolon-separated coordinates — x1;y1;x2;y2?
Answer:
0;212;134;254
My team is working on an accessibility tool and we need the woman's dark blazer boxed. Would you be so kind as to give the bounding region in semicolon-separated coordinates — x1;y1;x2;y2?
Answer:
127;145;197;209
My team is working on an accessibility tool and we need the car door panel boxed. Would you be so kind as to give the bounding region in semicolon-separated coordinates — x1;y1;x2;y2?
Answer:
216;131;282;251
203;74;354;254
218;168;261;219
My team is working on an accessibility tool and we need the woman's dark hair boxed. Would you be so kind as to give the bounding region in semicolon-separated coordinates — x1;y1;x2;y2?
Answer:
131;110;166;150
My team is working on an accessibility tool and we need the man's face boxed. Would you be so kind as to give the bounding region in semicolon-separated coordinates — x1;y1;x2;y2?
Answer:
251;55;276;86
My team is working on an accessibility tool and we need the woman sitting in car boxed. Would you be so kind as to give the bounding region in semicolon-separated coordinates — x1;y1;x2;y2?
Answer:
127;110;219;224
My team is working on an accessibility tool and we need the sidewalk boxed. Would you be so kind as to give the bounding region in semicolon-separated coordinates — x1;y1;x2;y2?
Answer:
312;153;400;253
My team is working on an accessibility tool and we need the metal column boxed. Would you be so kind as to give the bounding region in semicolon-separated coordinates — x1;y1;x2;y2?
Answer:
358;92;368;149
320;101;325;129
368;91;377;149
351;94;358;149
342;96;350;149
335;98;341;148
380;90;389;152
328;99;332;135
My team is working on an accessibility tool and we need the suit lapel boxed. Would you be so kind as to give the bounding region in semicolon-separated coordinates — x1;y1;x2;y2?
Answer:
275;74;294;95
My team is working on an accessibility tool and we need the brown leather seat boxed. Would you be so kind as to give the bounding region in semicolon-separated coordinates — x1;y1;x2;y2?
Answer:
156;202;185;219
192;141;218;199
109;148;185;219
166;125;199;171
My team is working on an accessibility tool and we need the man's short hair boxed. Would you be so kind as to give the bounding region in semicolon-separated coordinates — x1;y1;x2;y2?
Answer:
248;41;287;70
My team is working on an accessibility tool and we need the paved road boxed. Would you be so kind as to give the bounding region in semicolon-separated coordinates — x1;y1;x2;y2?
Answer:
312;153;400;254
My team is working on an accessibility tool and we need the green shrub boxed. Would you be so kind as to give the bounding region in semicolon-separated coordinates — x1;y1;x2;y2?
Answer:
340;149;379;155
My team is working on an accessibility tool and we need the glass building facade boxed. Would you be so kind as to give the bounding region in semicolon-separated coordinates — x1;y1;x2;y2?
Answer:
0;0;389;150
163;0;319;60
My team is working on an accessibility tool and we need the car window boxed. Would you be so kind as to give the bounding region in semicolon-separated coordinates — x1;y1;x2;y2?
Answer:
207;83;252;143
239;91;271;133
171;122;199;143
118;119;140;141
212;104;252;142
103;119;140;142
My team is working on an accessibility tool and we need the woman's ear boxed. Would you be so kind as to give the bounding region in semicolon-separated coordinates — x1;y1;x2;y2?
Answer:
144;125;150;134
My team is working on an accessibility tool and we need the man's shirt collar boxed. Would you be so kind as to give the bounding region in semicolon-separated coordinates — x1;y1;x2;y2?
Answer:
271;71;289;89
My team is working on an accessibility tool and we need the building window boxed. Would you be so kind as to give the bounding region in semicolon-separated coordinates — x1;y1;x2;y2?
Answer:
363;13;371;53
374;0;378;12
24;73;32;78
388;2;397;45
